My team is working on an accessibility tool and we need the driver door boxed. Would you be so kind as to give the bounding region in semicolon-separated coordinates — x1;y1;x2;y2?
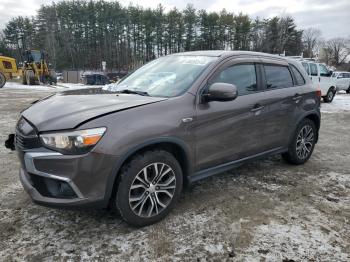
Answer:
193;57;268;171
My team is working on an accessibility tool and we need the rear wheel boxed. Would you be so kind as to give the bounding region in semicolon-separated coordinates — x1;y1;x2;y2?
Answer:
346;86;350;94
0;72;6;88
114;150;183;227
324;89;335;103
25;70;35;85
282;119;316;165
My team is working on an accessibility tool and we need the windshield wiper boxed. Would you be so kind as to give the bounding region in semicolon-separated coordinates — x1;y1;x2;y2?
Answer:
115;89;150;96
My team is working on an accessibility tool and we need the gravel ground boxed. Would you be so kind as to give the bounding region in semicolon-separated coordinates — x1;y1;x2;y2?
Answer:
0;87;349;261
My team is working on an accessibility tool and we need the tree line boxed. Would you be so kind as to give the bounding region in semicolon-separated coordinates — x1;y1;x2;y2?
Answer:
0;0;348;71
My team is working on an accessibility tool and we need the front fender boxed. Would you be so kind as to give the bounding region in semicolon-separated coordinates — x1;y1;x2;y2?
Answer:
102;136;193;205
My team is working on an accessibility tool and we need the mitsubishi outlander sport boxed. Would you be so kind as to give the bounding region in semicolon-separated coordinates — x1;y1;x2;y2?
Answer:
6;51;321;226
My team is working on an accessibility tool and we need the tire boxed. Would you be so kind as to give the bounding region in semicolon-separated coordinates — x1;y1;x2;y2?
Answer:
0;72;6;88
26;70;35;85
22;74;27;85
113;150;183;227
346;87;350;94
282;119;317;165
324;89;335;103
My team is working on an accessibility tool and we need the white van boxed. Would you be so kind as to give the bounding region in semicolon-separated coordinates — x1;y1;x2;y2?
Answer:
331;71;350;93
298;60;336;103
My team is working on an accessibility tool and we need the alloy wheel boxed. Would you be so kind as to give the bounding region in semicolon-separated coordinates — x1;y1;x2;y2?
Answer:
296;125;314;159
129;162;176;218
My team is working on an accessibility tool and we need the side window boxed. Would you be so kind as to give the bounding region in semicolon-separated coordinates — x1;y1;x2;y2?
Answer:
212;64;257;95
346;73;350;78
302;62;310;75
2;61;13;70
319;64;330;77
264;65;293;89
309;63;318;76
290;65;305;86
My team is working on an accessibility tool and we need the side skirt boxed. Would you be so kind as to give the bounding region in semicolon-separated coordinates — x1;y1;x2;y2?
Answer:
188;147;287;184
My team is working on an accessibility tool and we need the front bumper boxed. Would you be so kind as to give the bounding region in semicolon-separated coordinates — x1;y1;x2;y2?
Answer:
18;149;118;209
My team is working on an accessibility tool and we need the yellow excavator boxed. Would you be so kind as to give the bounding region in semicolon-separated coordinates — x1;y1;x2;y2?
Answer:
0;50;56;88
21;50;57;85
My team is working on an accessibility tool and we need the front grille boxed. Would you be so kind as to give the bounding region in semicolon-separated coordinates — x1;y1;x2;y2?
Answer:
15;132;41;150
15;117;41;150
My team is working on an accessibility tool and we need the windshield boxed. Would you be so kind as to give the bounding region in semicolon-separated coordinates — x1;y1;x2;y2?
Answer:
331;72;338;78
104;55;217;97
30;51;42;63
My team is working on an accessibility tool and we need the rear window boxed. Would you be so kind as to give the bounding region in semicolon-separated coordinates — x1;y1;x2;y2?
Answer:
290;65;305;86
264;65;293;89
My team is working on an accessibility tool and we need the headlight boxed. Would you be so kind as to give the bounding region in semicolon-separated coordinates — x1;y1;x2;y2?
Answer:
40;127;106;154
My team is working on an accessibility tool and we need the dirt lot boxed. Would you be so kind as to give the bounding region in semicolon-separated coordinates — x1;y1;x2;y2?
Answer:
0;88;349;261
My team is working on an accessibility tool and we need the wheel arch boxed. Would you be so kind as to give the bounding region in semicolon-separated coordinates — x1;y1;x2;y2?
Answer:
329;86;336;93
104;137;193;205
291;113;320;144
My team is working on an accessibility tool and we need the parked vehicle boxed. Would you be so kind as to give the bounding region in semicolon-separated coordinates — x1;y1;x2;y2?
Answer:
295;59;336;102
0;55;19;88
331;71;350;93
6;51;321;226
81;72;110;85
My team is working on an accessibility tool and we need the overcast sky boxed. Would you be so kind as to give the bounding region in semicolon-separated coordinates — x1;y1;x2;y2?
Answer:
0;0;349;39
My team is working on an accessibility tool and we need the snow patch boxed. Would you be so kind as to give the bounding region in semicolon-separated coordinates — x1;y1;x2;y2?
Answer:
321;93;350;113
240;205;348;261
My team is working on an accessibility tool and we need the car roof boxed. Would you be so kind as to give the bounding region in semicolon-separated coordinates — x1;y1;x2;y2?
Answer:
171;50;287;60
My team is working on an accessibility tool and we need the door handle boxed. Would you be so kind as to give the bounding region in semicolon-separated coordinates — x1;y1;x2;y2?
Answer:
251;104;264;112
292;95;302;101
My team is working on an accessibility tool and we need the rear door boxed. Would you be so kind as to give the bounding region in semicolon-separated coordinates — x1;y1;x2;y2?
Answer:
258;58;303;148
338;73;350;90
345;73;350;90
318;63;333;94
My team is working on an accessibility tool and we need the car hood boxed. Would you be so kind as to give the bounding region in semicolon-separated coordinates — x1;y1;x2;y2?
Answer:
22;88;168;131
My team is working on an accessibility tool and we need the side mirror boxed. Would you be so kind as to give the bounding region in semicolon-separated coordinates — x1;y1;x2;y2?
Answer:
204;82;238;102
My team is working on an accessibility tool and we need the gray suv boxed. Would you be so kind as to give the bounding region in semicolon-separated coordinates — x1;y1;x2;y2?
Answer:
7;51;321;226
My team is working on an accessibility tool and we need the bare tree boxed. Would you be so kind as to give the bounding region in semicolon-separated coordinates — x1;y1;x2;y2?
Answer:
302;27;322;58
325;37;350;66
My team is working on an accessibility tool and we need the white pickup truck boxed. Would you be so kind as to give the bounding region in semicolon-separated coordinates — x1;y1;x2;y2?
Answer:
331;71;350;93
297;61;337;103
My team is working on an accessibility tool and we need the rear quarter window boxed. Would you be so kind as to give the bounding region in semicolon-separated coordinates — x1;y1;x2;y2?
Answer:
264;65;293;89
290;65;305;86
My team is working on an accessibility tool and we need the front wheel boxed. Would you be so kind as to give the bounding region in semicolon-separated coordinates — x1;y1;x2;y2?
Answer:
114;150;183;227
0;72;6;88
282;119;317;165
346;87;350;94
324;89;335;103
